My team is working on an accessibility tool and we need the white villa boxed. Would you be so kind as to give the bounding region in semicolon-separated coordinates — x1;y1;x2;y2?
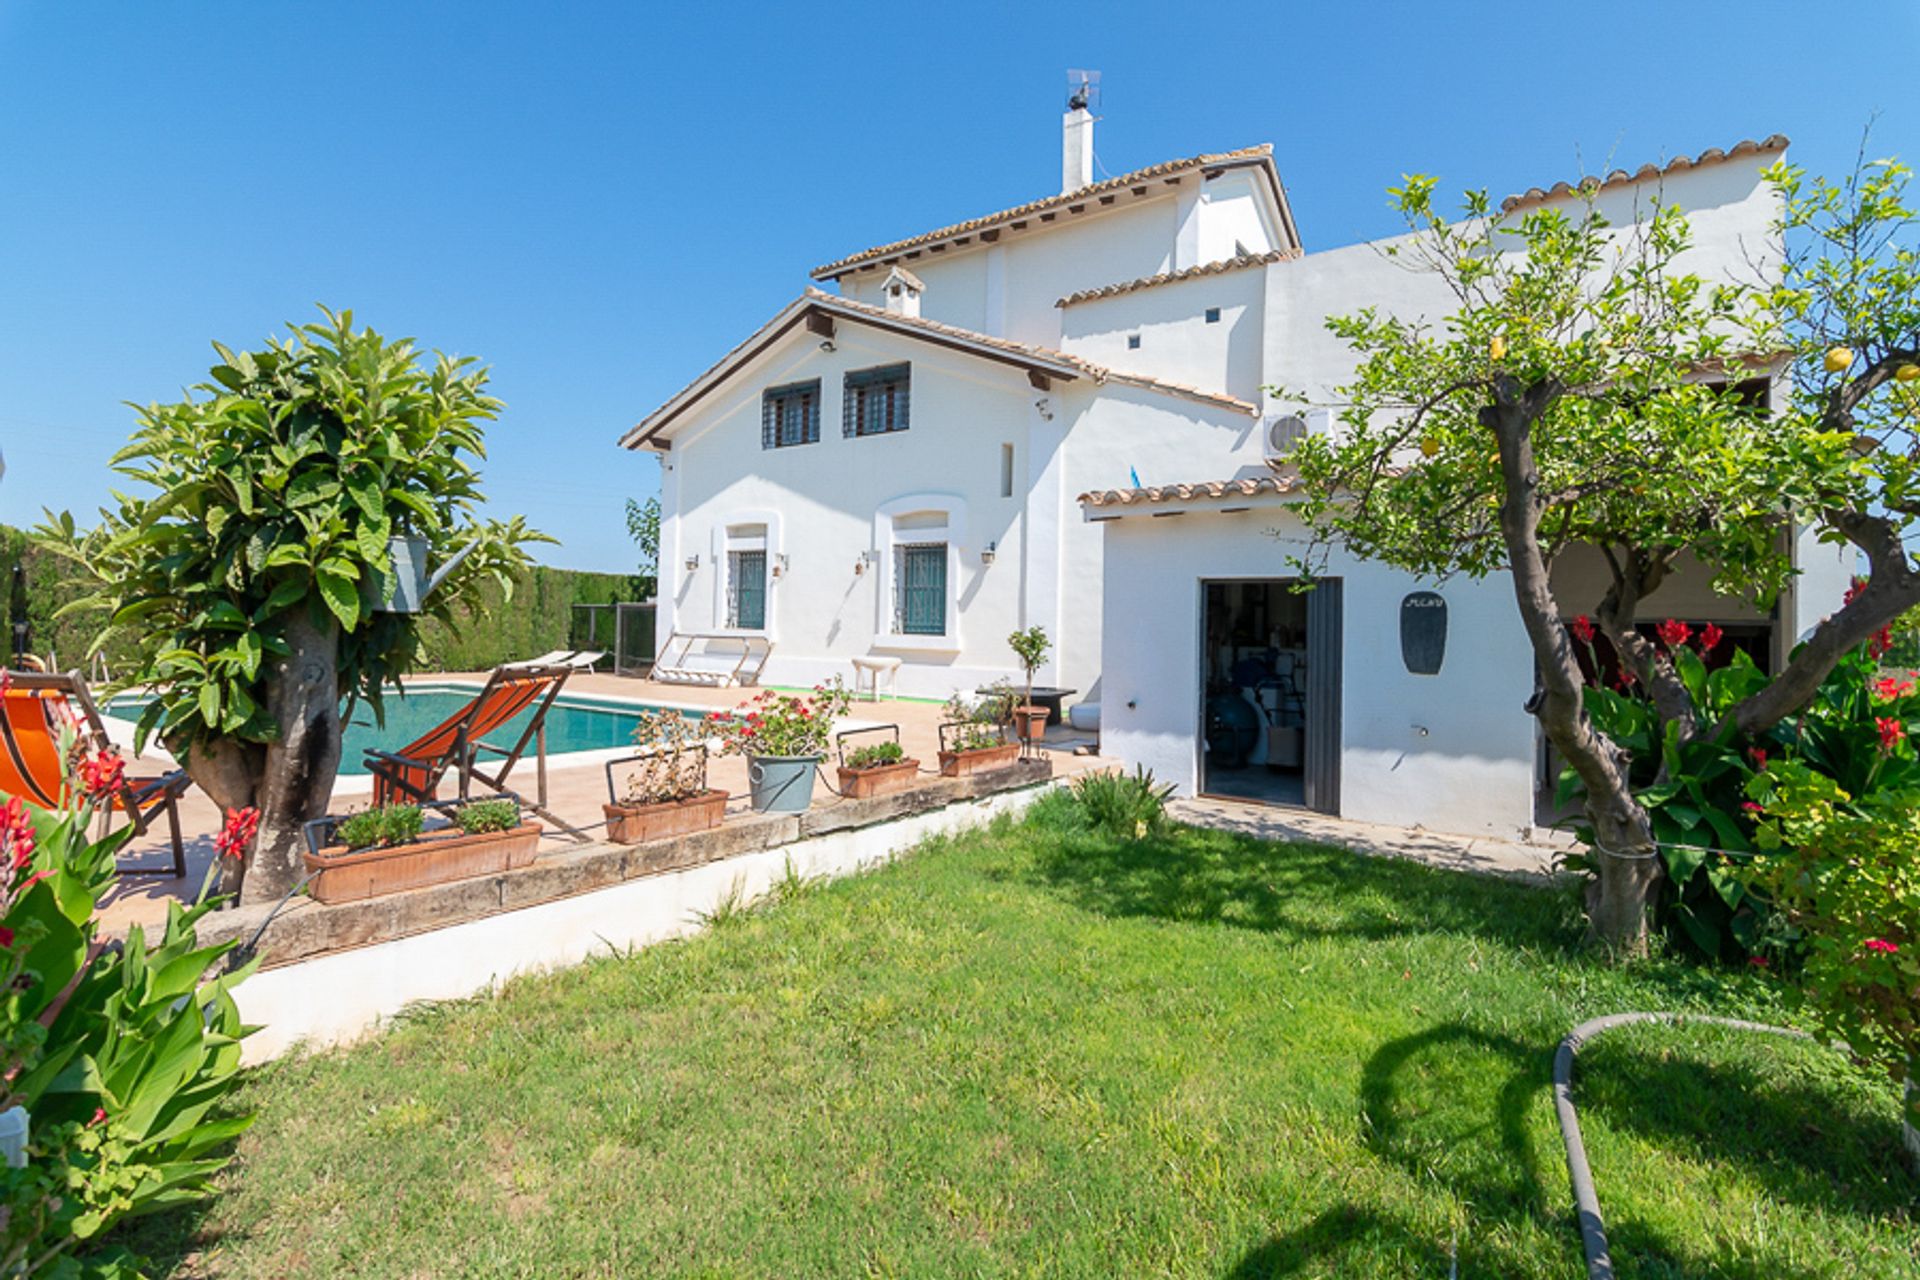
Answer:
621;105;1849;840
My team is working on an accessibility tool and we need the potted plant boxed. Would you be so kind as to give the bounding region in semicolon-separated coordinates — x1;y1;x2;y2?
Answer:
1007;626;1053;744
937;693;1021;776
835;728;920;800
302;796;541;904
603;708;728;844
712;679;853;813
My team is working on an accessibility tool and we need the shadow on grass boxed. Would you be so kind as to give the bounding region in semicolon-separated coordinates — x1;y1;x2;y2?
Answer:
1020;823;1574;951
1226;1205;1451;1278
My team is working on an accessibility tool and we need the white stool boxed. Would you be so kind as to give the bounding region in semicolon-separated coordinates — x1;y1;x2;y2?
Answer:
850;655;903;702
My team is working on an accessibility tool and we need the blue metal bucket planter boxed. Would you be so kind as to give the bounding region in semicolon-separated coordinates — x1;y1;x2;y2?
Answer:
747;754;820;813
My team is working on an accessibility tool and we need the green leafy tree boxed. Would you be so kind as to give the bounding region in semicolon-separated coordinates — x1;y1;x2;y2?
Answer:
1293;153;1920;956
625;494;660;599
37;309;546;904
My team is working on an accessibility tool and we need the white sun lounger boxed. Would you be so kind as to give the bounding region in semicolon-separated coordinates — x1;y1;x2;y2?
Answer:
510;649;605;671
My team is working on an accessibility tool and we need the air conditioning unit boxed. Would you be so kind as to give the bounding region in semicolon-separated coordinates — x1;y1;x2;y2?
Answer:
1261;413;1308;465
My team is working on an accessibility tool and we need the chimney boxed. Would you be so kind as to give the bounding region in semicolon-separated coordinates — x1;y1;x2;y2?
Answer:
880;266;923;318
1062;104;1093;193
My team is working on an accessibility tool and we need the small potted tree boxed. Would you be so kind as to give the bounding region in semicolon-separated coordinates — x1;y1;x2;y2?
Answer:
712;679;852;813
835;726;920;800
603;709;728;843
937;693;1020;776
1007;626;1053;745
302;796;540;903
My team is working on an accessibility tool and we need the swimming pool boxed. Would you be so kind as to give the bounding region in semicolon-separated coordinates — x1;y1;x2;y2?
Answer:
104;683;703;777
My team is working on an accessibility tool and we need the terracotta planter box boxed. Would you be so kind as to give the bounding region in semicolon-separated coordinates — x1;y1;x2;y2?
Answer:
1012;705;1049;743
602;789;728;845
938;742;1021;777
305;822;542;904
837;759;920;800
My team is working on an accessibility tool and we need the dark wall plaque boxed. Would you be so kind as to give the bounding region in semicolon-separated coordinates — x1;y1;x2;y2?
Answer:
1400;591;1447;675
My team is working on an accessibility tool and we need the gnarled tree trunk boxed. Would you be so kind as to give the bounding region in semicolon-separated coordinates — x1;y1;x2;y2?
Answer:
1485;377;1661;956
179;612;342;906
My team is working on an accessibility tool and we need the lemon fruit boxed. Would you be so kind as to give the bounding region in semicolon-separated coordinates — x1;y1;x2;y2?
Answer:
1825;347;1855;373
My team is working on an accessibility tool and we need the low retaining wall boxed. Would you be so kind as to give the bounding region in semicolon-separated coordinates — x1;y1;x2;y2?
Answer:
202;760;1054;1063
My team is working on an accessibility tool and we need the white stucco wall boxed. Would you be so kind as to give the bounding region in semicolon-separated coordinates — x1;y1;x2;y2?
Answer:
837;168;1284;351
1094;499;1540;840
1059;266;1268;407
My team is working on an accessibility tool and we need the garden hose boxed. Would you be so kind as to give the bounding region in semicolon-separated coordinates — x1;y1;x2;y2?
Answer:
1553;1012;1813;1280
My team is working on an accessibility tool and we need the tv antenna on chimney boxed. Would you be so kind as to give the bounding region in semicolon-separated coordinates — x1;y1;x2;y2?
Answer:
1066;69;1101;113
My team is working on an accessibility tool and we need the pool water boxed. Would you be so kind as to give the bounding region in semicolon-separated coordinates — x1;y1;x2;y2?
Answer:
104;684;699;777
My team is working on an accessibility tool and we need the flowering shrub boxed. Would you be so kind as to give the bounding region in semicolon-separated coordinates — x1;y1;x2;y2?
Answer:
1745;761;1919;1118
709;681;852;760
0;780;252;1277
616;709;711;805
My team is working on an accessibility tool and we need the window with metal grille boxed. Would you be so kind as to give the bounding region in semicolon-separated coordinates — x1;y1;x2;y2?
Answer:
761;380;820;449
893;542;946;635
844;364;910;437
727;550;766;629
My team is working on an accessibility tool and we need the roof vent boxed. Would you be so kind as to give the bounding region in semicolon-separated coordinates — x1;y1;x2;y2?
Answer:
880;266;924;318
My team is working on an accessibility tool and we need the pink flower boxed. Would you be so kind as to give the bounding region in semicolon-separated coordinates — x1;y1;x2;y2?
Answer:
1570;615;1595;645
1656;618;1692;649
1864;938;1899;954
1741;801;1764;815
1877;716;1904;754
88;1107;106;1128
1699;623;1724;653
1748;956;1769;969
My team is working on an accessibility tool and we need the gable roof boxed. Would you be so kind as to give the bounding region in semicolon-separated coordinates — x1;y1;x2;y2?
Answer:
619;289;1256;450
1500;134;1789;213
810;146;1299;282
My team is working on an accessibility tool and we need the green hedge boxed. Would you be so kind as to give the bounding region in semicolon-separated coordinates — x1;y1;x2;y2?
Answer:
413;565;649;671
1;525;646;678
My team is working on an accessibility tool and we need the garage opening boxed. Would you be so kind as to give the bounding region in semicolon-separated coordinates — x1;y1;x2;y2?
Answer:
1200;578;1341;813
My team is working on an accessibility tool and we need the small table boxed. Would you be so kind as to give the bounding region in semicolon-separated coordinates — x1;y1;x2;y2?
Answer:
977;685;1077;725
851;655;903;702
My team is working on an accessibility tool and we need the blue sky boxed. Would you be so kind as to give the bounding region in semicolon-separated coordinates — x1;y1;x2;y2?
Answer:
1;1;1913;574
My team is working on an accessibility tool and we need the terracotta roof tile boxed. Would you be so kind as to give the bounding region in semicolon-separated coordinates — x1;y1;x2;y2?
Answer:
812;146;1281;279
1078;475;1302;508
1500;135;1789;213
1056;248;1299;307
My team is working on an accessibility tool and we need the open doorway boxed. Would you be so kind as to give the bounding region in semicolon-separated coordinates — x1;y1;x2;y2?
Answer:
1200;578;1341;812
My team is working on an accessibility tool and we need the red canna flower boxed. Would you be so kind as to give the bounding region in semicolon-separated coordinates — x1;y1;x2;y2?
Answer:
1864;938;1899;954
1877;716;1905;754
1870;626;1894;660
1741;801;1764;815
0;926;13;949
1698;623;1724;653
1656;618;1691;649
1844;576;1868;606
1747;747;1768;770
77;748;126;800
214;807;260;861
1748;955;1769;969
1570;615;1595;645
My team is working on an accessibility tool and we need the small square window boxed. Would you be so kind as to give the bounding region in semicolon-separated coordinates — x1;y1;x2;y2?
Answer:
1204;307;1221;324
1126;334;1141;350
761;381;820;449
844;364;911;437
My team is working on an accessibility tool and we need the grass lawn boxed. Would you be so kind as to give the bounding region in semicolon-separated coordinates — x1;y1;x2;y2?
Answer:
128;805;1914;1278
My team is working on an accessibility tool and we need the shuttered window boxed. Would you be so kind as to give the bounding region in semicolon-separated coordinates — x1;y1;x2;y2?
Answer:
727;550;766;629
894;542;946;635
762;380;820;449
844;364;910;437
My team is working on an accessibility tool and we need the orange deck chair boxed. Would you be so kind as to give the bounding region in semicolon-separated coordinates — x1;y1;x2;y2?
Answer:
0;671;189;877
364;664;574;826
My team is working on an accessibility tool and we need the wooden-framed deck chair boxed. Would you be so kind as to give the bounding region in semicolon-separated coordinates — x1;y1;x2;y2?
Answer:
0;670;189;878
365;664;577;832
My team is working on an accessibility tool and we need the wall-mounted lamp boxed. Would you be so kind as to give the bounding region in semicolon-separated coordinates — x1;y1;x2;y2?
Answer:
1033;397;1053;421
772;553;791;579
819;339;836;353
980;541;997;565
854;549;876;576
684;554;701;572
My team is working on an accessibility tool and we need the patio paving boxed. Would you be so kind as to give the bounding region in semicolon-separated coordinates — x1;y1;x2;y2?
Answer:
98;671;1108;933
